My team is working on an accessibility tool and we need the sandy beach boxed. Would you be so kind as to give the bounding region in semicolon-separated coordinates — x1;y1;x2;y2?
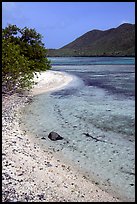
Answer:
2;70;122;202
31;70;73;95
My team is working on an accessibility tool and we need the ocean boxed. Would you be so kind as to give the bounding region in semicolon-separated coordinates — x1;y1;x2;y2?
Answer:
20;57;135;201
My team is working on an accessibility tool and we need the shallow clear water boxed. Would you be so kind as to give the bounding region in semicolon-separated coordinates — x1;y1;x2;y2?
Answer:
21;57;135;201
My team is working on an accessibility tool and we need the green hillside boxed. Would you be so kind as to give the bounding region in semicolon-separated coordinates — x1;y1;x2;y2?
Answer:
47;23;135;57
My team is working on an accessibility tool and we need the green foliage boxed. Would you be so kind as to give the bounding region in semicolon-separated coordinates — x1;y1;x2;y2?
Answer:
2;38;31;92
2;24;51;93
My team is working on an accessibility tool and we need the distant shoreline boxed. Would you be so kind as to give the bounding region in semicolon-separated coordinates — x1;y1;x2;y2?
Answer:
47;55;135;57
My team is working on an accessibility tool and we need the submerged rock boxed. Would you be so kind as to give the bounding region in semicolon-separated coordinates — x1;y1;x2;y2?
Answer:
48;132;63;141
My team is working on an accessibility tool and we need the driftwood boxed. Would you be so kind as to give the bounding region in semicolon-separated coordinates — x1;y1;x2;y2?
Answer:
83;133;107;143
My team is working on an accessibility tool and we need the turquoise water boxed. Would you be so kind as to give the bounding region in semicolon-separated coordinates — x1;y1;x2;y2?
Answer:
21;57;135;201
48;56;135;65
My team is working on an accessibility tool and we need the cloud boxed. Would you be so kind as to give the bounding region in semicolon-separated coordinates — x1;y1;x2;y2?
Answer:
120;20;131;24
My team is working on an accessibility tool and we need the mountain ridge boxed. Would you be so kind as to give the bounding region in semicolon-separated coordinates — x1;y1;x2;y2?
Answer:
47;23;135;57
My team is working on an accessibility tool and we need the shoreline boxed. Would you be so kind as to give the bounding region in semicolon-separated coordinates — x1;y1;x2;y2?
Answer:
2;70;122;202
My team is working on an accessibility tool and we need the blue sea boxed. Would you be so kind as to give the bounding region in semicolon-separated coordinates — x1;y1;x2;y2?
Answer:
20;57;135;201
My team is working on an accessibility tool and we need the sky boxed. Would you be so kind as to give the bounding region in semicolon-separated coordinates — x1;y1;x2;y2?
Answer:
2;2;135;49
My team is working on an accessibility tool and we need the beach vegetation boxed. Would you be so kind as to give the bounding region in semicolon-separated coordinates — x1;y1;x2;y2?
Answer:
2;24;51;94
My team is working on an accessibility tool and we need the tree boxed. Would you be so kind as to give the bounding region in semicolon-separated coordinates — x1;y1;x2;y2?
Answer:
2;24;51;93
2;38;33;93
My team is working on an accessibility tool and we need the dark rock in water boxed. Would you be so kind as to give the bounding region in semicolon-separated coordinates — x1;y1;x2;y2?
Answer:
48;132;63;141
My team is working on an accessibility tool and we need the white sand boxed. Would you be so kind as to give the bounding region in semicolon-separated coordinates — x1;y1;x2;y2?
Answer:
31;70;73;95
2;70;122;202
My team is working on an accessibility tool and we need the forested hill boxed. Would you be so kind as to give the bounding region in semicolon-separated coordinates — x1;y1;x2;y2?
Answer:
47;23;135;57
